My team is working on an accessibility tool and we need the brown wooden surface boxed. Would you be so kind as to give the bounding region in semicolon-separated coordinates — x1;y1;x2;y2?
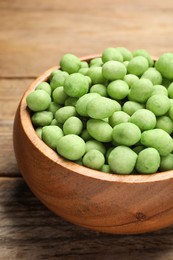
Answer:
1;0;173;258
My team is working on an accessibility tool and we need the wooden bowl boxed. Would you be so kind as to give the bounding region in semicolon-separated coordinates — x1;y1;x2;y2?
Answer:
13;55;173;234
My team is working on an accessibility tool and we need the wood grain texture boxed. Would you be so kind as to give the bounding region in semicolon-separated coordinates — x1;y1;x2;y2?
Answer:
1;177;173;260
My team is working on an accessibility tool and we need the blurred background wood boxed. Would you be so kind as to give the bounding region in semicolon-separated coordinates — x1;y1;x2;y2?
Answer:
1;0;173;258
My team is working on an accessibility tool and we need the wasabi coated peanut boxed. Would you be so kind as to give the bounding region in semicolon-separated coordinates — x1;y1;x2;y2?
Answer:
135;148;160;174
146;94;170;116
155;53;173;80
116;47;133;61
89;57;103;67
80;129;92;141
133;145;145;154
87;66;105;84
129;109;156;131
141;67;162;85
78;68;88;75
85;139;106;154
160;154;173;171
90;84;107;97
81;61;89;68
156;116;173;135
50;119;62;127
49;70;68;83
141;129;173;156
123;74;139;88
57;134;86;160
75;93;100;117
109;111;130;127
102;47;123;63
50;71;68;90
87;96;117;119
169;105;173;120
101;164;112;173
87;119;113;142
48;102;61;115
36;82;51;95
55;106;77;124
122;101;144;116
127;56;149;76
168;82;173;98
35;127;42;138
60;53;81;74
132;49;154;67
102;61;127;81
26;90;51;112
83;149;105;170
63;116;83;135
108;146;137;174
64;97;78;107
32;111;53;127
112;122;141;146
128;78;153;103
107;80;129;100
152;85;168;96
52;86;68;105
42;125;64;150
64;73;89;98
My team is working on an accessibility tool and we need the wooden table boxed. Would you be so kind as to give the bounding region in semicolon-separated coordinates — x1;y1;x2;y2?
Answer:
1;0;173;259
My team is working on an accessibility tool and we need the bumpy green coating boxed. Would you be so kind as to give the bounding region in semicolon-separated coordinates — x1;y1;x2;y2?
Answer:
132;49;154;67
169;105;173;120
63;116;83;135
146;94;170;116
35;127;42;138
36;82;51;95
31;111;53;127
90;58;103;67
108;146;137;174
90;84;107;97
156;116;173;134
83;149;105;170
87;66;105;84
87;96;117;119
55;106;77;124
155;53;173;80
136;148;160;174
81;61;89;68
50;71;68;90
80;129;92;141
49;70;68;83
60;53;81;74
48;102;61;116
109;111;130;127
133;145;144;154
101;164;112;173
112;122;141;146
42;125;64;150
52;86;68;105
87;119;113;142
75;93;100;117
78;68;88;75
160;154;173;171
152;85;168;96
168;83;173;98
102;48;123;63
122;101;144;116
64;73;89;98
123;74;139;88
102;61;127;80
57;134;86;160
129;109;156;131
141;67;162;85
116;47;133;61
64;97;78;107
141;129;173;156
127;56;149;76
85;139;106;154
107;80;129;100
26;90;51;112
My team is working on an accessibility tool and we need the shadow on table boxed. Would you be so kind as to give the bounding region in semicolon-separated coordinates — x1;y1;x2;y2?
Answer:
2;179;173;260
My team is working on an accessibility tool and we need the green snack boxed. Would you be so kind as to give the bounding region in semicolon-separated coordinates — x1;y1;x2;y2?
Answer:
107;80;129;100
127;56;149;76
123;74;139;88
52;86;68;105
133;145;144;154
156;116;173;134
87;66;105;84
102;48;123;63
122;101;144;116
55;106;77;124
90;57;103;67
78;68;88;75
112;122;141;146
50;119;62;127
128;78;153;103
87;96;117;119
75;93;100;117
90;84;107;97
31;111;53;127
26;90;51;112
146;94;170;116
36;82;51;95
50;71;68;90
63;116;83;135
109;111;130;127
49;70;68;83
57;134;86;160
155;53;173;80
64;73;89;98
65;97;78;106
141;129;173;156
116;47;133;61
42;125;64;150
129;109;156;131
141;67;162;85
168;83;173;98
48;102;61;116
135;148;160;174
123;61;129;68
87;119;113;142
152;85;168;96
132;49;154;67
81;61;89;68
83;149;105;170
160;154;173;171
108;146;137;174
60;53;81;74
35;127;42;138
162;77;171;88
80;129;92;141
85;139;106;154
169;105;173;120
102;61;127;81
101;164;112;173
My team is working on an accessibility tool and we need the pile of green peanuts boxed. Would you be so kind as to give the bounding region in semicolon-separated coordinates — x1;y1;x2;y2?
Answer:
26;47;173;175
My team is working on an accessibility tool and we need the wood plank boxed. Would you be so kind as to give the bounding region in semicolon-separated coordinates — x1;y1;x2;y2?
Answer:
1;177;173;259
1;0;173;77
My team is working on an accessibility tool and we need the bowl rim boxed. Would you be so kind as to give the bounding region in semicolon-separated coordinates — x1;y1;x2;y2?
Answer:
19;54;173;184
